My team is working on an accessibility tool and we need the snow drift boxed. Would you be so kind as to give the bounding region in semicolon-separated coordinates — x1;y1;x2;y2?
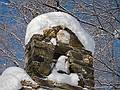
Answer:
0;67;37;90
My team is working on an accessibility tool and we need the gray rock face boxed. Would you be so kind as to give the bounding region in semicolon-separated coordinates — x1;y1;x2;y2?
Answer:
25;25;94;90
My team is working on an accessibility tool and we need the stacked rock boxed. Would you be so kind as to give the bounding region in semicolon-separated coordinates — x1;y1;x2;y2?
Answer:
25;25;94;90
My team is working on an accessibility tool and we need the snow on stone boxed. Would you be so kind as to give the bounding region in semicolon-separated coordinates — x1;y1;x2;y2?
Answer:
55;55;69;73
57;30;70;44
37;88;47;90
2;67;37;85
50;38;57;45
82;68;87;74
0;75;22;90
25;12;95;53
47;69;79;86
0;67;37;90
47;55;79;86
83;88;89;90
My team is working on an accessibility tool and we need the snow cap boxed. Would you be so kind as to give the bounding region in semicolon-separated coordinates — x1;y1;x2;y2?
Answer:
25;12;95;53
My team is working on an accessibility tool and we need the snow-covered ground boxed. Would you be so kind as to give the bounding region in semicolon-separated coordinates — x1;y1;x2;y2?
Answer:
25;12;95;54
0;67;37;90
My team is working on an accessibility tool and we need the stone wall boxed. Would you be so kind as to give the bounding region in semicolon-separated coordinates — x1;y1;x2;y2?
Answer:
25;25;94;90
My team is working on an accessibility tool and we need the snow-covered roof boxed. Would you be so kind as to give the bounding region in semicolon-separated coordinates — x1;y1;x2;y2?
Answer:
25;12;95;53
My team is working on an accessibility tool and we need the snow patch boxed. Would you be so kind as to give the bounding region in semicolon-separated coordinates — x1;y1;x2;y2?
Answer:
83;88;89;90
47;55;79;86
25;12;95;53
55;55;69;73
0;67;37;90
57;30;70;44
2;67;36;85
47;70;79;86
50;38;57;45
0;75;22;90
37;88;47;90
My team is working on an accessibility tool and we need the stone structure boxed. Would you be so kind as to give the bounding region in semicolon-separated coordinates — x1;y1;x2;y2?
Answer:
25;25;94;90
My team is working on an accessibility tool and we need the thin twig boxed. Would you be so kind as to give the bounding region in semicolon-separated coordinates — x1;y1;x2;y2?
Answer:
42;3;114;36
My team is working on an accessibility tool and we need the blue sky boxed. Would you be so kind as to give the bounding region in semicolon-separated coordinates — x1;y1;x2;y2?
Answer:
0;0;9;3
113;39;120;59
0;0;24;65
0;0;120;66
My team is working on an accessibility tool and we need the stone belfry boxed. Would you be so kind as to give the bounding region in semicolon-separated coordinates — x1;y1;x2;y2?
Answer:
25;12;95;90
